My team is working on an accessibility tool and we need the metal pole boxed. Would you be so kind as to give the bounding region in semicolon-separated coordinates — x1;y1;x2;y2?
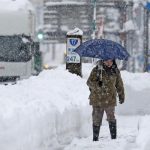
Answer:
144;8;149;72
92;0;97;39
91;0;97;64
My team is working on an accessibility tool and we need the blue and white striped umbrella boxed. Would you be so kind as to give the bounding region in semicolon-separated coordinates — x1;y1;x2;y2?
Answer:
74;39;130;61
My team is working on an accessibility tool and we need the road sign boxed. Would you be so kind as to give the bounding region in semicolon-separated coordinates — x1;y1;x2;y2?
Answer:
66;38;81;63
145;2;150;10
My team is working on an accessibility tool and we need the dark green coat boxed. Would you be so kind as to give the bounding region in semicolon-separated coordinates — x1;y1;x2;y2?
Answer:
87;66;125;107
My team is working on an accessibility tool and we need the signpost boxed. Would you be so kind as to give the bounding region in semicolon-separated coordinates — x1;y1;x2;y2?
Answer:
66;28;83;76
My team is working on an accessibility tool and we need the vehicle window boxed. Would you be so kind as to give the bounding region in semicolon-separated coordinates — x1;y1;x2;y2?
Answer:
0;36;32;62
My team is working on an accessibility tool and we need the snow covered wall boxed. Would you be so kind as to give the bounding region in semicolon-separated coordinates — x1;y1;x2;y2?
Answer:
0;64;150;150
117;71;150;115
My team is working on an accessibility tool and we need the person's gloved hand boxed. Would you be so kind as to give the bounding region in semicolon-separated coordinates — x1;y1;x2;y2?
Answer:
119;99;124;104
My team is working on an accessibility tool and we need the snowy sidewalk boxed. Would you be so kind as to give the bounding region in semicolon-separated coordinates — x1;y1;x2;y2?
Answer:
64;116;140;150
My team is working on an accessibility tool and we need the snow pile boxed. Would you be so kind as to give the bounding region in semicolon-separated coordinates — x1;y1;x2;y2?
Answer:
134;116;150;150
0;64;150;149
117;71;150;115
67;27;83;36
0;66;90;150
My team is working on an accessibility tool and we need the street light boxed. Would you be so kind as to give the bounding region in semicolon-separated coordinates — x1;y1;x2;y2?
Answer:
37;30;44;41
37;33;44;40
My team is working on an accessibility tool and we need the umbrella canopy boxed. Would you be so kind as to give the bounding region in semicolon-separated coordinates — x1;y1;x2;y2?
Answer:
73;39;130;61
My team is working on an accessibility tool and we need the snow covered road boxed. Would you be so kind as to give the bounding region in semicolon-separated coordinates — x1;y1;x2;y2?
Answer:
64;116;140;150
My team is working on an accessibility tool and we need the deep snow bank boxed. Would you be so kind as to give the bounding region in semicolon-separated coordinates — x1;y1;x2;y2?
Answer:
134;116;150;150
117;71;150;115
0;64;150;150
0;66;91;150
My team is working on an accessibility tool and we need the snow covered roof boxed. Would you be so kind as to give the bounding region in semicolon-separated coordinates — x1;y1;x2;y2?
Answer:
0;11;34;36
0;0;35;35
45;1;86;6
0;0;34;12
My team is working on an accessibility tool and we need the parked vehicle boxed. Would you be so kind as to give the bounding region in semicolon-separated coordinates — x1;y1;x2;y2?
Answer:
0;1;42;82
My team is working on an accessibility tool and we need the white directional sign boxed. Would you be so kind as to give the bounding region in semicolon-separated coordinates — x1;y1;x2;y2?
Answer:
66;38;81;63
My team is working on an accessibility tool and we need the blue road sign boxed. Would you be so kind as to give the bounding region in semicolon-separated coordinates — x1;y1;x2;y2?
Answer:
69;39;78;46
145;2;150;10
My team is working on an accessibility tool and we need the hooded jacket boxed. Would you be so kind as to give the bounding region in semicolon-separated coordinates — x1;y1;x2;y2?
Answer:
87;62;125;107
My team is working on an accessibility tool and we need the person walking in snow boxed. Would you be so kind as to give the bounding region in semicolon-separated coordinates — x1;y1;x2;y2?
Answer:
87;59;125;141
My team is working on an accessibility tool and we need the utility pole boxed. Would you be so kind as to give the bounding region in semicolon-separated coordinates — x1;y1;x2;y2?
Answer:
91;0;97;39
143;8;149;72
91;0;97;63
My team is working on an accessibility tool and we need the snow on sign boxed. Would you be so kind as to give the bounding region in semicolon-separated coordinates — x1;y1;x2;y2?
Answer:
66;38;81;63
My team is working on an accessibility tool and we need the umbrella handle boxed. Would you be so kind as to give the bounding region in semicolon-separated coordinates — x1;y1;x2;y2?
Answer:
97;62;103;81
100;65;103;81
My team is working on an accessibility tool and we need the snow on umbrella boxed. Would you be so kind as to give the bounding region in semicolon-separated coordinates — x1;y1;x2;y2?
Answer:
73;39;130;61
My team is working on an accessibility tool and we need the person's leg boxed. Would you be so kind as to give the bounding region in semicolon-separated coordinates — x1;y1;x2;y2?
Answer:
105;106;117;139
92;106;104;141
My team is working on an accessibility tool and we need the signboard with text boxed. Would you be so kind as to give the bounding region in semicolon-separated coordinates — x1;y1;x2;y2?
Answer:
66;38;81;63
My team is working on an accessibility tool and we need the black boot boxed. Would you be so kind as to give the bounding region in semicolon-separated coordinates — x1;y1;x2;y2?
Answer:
93;124;100;141
109;121;117;139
